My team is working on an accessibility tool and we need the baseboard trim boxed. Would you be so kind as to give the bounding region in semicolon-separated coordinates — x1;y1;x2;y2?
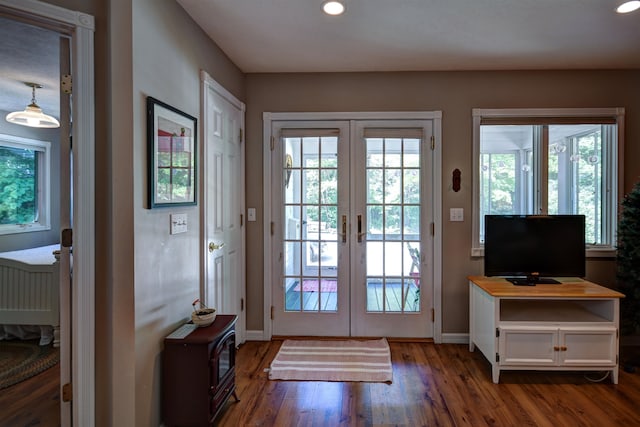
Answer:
245;330;267;341
245;330;468;344
441;333;469;344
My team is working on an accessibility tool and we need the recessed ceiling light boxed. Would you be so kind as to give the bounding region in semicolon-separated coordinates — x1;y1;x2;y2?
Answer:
616;0;640;13
322;1;345;16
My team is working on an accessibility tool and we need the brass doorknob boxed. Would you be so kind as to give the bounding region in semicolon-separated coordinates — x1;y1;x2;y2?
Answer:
209;242;225;252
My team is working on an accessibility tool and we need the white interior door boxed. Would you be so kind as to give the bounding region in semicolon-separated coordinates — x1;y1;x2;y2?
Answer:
271;118;434;338
202;74;246;343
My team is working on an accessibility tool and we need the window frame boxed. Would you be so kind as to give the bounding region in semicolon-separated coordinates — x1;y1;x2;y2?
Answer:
471;108;624;258
0;134;52;235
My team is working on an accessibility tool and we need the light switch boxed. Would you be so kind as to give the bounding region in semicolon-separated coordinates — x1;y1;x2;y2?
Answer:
247;208;256;222
170;213;188;234
450;208;464;222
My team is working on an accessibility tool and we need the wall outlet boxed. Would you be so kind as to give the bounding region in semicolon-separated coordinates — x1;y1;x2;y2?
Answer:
170;213;188;234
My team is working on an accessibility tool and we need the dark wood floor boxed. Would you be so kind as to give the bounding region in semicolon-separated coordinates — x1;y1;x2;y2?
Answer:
0;362;60;427
217;340;640;426
3;341;640;426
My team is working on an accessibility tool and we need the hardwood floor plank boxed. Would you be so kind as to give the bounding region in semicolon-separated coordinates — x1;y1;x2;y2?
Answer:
5;340;640;426
216;341;640;427
0;363;60;427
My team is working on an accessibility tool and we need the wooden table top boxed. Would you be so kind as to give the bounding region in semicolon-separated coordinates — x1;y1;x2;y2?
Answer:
468;276;625;299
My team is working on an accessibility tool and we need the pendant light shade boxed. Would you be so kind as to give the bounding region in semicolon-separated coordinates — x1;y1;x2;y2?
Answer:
616;1;640;13
322;1;346;16
5;82;60;129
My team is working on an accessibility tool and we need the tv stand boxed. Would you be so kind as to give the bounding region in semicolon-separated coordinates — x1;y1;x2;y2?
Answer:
469;276;624;383
507;277;561;286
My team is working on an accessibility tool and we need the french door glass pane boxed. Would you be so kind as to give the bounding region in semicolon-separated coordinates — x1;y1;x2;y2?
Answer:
283;135;339;312
365;136;421;313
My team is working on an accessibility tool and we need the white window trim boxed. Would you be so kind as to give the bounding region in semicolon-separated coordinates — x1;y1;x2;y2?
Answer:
0;134;51;235
471;107;624;258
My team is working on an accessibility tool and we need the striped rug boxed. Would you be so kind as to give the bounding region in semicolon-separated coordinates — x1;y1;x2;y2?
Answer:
268;338;392;383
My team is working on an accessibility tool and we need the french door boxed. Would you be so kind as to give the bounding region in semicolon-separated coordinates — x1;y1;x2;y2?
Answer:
270;118;434;338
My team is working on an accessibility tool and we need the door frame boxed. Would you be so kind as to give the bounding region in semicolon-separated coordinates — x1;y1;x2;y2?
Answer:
263;111;442;342
0;1;95;426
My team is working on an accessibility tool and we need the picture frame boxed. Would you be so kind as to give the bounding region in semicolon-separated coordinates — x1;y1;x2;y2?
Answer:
147;96;197;208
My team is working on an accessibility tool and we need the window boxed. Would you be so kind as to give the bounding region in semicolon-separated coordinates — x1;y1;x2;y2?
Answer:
0;134;51;235
472;108;624;256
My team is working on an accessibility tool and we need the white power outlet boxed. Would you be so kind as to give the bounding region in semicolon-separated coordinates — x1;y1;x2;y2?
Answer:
170;213;188;234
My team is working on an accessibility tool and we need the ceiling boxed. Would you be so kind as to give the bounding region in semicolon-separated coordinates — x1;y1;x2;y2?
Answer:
176;0;640;73
0;15;60;119
1;1;638;121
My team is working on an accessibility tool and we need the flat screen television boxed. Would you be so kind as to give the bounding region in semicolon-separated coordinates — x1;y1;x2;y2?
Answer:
484;215;586;286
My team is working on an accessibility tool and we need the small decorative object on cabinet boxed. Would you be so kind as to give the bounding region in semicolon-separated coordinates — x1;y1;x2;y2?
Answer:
163;314;238;426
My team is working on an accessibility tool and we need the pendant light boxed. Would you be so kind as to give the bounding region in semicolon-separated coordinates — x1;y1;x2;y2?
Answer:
322;1;346;16
616;1;640;13
5;82;60;128
616;0;640;13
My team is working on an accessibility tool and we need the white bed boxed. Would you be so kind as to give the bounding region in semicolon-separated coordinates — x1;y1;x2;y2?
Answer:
0;244;60;346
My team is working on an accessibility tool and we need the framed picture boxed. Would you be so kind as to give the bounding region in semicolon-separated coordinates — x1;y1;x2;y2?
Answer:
147;96;197;208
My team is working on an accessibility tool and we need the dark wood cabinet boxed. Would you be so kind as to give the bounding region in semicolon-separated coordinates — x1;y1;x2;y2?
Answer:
163;314;238;426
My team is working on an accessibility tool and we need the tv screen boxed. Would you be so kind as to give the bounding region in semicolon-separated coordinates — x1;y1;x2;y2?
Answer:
484;215;586;286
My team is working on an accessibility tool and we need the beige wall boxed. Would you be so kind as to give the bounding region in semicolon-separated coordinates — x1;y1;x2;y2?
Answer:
129;1;244;426
244;70;640;334
20;1;640;424
35;0;243;425
80;0;246;425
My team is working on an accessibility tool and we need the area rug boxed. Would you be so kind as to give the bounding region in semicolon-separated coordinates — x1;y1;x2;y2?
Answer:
0;339;59;390
268;338;392;383
292;279;338;293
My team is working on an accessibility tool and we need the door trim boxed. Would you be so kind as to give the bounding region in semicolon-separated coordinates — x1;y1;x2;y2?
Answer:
263;111;442;342
0;1;96;425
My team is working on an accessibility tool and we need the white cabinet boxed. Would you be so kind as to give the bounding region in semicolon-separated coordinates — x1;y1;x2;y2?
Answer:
498;325;617;367
468;277;624;384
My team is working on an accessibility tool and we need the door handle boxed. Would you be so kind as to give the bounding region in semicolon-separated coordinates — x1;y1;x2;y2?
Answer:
357;214;365;242
341;215;347;243
209;242;225;252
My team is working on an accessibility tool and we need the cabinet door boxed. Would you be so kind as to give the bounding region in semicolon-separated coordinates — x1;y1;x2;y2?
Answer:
560;327;617;366
499;326;557;366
